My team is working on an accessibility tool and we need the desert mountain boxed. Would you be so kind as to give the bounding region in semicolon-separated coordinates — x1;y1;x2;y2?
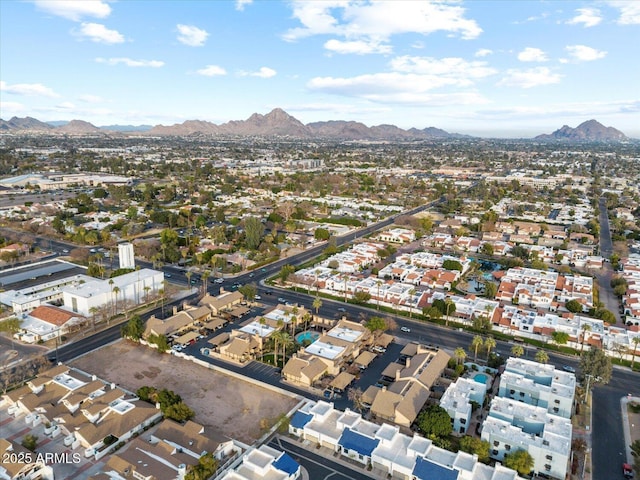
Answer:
535;119;627;141
55;120;104;134
0;116;54;131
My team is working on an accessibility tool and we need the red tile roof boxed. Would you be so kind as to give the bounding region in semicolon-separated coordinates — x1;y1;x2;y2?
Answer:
30;305;81;326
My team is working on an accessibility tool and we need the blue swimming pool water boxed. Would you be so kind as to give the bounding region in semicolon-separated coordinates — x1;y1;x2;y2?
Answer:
295;331;320;344
474;373;489;384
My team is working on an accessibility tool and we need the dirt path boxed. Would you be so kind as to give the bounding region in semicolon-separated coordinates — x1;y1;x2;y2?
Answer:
70;340;299;443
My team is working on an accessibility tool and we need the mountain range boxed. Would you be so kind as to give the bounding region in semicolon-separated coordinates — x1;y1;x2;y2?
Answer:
0;109;631;142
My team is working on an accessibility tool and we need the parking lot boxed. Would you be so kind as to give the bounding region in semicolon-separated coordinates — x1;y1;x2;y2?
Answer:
1;407;101;479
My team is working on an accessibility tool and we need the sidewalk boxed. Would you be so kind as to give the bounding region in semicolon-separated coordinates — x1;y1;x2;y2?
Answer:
621;395;640;465
571;393;593;480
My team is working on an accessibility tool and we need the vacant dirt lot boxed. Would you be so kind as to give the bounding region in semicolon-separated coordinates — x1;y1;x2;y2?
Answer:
70;340;300;443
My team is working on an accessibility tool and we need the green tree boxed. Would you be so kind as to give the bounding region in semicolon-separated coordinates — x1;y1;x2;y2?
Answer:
471;335;484;361
314;228;331;241
580;323;592;354
21;434;38;452
631;337;640;370
0;317;22;348
312;297;322;315
579;348;612;385
551;331;569;346
510;344;524;358
238;283;257;302
484;281;497;299
353;291;372;304
121;315;145;341
503;449;534;476
185;453;219;480
416;405;452;437
244;216;264;250
164;401;195;422
459;436;490;463
484;336;496;358
365;316;388;334
279;265;295;284
442;259;463;271
423;306;442;321
565;299;583;313
535;350;549;364
480;242;494;255
453;347;467;365
631;439;640;472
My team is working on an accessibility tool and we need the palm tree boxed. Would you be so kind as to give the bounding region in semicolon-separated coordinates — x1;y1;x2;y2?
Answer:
301;312;312;332
376;279;383;310
271;331;283;367
511;344;524;358
632;337;640;369
453;347;467;366
185;271;192;289
280;332;294;367
444;297;454;327
580;323;592;355
112;286;120;320
484;336;496;359
535;350;549;364
201;270;210;295
108;278;115;315
471;335;484;362
409;288;416;318
144;286;151;303
312;297;322;316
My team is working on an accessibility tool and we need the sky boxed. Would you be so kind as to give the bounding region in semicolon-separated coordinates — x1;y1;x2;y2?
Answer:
1;0;639;138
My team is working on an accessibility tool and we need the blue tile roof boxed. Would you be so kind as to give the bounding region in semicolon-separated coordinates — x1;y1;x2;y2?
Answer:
273;452;300;476
412;457;459;480
338;428;380;457
290;411;313;429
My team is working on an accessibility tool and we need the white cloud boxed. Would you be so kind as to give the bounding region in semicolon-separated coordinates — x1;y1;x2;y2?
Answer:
390;56;497;79
517;47;548;62
475;48;493;58
96;57;164;68
567;8;602;27
176;24;209;47
497;67;562;88
196;65;227;76
235;0;253;11
324;39;392;55
32;0;111;21
55;101;76;110
565;45;607;62
0;81;60;97
0;101;26;115
78;94;104;103
238;67;277;78
75;23;124;44
608;0;640;25
284;1;482;54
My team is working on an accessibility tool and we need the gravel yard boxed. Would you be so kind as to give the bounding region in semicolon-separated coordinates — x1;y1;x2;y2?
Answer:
70;340;299;443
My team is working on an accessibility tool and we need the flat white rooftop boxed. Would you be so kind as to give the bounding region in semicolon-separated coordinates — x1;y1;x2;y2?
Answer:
305;340;345;360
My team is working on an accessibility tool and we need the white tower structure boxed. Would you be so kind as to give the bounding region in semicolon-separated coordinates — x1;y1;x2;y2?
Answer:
118;242;135;269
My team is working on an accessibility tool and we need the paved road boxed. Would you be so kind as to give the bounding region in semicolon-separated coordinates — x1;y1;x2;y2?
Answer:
598;197;613;259
268;437;377;480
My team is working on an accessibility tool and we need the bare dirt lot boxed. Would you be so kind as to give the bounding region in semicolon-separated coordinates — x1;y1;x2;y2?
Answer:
70;340;300;443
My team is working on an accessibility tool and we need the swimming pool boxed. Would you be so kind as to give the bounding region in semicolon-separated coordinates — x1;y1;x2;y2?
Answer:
473;373;489;384
295;330;320;344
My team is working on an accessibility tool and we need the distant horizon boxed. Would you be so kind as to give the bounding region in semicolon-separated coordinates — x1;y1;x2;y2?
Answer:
2;1;638;137
3;111;637;140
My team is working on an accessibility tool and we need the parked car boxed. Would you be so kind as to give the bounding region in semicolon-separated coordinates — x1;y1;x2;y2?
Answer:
562;365;576;373
337;307;347;313
254;295;262;300
172;344;183;351
278;297;286;303
623;463;634;478
400;326;411;333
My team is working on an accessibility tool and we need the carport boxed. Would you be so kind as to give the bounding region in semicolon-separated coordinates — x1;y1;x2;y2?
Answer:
330;372;355;394
203;318;226;331
229;306;249;318
174;330;198;346
354;351;377;368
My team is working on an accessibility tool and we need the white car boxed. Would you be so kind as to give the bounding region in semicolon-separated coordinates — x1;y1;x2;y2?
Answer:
400;326;411;333
172;344;183;351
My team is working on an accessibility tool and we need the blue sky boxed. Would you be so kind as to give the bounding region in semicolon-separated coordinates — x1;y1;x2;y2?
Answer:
1;0;639;137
